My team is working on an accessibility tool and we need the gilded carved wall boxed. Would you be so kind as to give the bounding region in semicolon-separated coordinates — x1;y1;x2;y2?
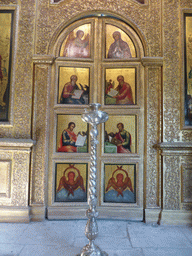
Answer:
0;0;191;223
145;66;162;208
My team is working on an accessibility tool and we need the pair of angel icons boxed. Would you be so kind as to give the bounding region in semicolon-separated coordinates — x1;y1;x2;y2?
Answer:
56;164;135;203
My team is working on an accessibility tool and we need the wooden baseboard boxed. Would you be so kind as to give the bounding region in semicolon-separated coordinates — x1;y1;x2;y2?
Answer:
145;208;162;224
47;206;143;221
145;208;192;225
0;207;30;223
161;210;192;225
29;205;46;221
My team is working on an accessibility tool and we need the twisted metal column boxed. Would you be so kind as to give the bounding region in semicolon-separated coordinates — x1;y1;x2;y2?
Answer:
78;103;108;256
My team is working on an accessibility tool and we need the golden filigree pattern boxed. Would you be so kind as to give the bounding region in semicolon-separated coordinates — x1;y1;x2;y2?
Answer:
0;0;17;4
145;0;161;57
13;0;35;139
0;147;31;208
0;151;12;206
180;1;192;7
181;157;192;206
51;0;145;3
163;0;180;142
12;152;29;206
30;64;50;205
182;204;192;211
182;131;192;142
164;156;180;210
146;67;161;207
181;167;192;203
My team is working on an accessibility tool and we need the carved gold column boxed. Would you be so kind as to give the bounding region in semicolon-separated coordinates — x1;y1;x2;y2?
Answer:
30;55;54;221
142;57;163;223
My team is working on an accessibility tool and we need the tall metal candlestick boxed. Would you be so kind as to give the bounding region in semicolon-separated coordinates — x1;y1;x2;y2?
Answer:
78;103;108;256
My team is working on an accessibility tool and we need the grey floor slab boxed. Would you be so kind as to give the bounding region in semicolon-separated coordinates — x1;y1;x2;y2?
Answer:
96;236;132;250
19;245;82;256
74;236;132;250
65;220;87;237
68;220;128;238
15;221;76;246
142;248;192;256
0;220;191;256
73;236;89;248
97;220;128;237
0;223;29;244
127;222;192;248
0;244;24;256
178;226;192;244
105;248;144;256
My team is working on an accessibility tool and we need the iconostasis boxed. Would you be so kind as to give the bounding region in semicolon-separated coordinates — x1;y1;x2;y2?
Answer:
48;17;144;219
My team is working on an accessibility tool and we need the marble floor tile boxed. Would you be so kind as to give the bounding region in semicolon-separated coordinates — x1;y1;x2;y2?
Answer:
15;222;75;246
0;220;191;256
96;236;132;250
142;247;192;256
74;237;134;255
0;223;29;244
0;244;24;256
19;245;82;256
74;236;132;250
97;220;128;237
105;248;144;256
127;223;192;248
178;226;192;244
73;236;91;248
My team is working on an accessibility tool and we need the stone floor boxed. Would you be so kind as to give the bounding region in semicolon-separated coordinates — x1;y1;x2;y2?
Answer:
0;220;192;256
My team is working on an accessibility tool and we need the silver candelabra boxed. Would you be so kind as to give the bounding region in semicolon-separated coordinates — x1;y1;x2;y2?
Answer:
78;103;109;256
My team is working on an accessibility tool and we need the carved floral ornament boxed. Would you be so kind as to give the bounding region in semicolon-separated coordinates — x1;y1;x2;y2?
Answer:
50;0;145;4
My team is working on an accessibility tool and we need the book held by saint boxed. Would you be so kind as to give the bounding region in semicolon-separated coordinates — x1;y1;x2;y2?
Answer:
75;134;87;147
72;90;84;99
107;89;118;97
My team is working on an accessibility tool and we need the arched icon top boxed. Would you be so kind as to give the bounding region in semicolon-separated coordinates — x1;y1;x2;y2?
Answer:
60;24;91;58
106;25;136;59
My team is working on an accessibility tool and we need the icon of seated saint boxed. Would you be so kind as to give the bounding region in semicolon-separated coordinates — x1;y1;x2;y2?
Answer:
58;122;87;153
105;122;131;153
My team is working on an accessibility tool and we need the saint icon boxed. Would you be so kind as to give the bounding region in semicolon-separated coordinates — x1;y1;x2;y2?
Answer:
60;75;87;105
104;165;135;203
57;121;87;153
105;75;134;105
63;30;90;58
56;164;87;202
107;31;132;59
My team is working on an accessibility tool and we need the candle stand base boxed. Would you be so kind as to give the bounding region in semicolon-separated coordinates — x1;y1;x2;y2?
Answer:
77;243;108;256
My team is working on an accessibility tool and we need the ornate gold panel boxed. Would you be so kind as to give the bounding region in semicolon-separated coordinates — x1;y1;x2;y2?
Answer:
0;139;34;222
0;161;11;198
181;166;192;203
1;0;192;224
